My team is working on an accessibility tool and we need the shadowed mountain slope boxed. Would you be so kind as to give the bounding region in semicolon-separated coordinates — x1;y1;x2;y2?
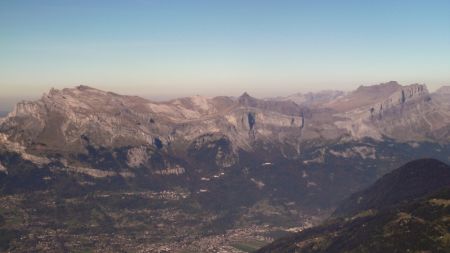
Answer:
334;159;450;217
256;159;450;253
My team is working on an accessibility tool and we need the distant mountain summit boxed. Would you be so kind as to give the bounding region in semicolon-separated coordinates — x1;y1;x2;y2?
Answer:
268;90;345;106
257;159;450;253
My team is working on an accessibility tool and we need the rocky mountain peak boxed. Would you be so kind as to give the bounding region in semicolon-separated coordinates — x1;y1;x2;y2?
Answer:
240;91;251;98
76;84;96;91
238;91;252;101
238;92;258;107
41;86;110;105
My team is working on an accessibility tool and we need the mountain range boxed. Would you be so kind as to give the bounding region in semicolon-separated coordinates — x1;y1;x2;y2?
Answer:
1;81;450;252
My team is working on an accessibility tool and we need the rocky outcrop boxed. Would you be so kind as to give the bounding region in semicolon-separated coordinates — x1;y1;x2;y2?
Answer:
188;133;238;168
127;146;150;168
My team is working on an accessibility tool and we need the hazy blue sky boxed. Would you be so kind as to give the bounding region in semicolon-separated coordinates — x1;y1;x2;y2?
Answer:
1;0;450;107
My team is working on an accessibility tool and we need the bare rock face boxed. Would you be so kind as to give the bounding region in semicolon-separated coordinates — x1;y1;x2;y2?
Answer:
326;81;403;112
329;82;450;142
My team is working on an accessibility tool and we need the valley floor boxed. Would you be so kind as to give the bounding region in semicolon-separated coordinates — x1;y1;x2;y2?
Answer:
0;190;323;253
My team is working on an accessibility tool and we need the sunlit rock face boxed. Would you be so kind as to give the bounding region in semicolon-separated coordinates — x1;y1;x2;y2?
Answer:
325;82;450;142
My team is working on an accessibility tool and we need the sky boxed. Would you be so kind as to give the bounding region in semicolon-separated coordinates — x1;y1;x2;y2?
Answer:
1;0;450;109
